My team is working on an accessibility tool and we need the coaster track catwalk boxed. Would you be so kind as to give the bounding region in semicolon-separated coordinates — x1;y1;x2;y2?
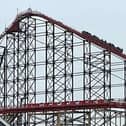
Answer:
0;8;126;126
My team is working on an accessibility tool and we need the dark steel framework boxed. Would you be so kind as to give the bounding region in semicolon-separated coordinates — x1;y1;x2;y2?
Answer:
45;23;74;126
0;10;125;125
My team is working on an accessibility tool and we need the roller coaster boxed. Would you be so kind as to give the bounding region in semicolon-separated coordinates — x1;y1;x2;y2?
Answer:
0;8;126;125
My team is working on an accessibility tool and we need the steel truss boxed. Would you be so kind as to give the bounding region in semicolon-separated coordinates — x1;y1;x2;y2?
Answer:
0;9;125;125
83;41;112;125
0;17;36;125
45;22;74;126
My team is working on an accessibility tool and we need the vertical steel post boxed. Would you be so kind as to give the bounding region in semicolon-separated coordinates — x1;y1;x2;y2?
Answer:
124;60;126;126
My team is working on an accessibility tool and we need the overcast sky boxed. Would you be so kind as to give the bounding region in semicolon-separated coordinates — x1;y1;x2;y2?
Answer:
0;0;126;51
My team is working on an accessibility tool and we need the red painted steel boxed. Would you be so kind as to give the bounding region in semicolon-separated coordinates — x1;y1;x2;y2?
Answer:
4;10;126;59
0;100;126;114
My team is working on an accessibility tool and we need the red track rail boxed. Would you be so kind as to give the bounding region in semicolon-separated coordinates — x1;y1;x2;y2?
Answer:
1;100;126;114
3;9;126;60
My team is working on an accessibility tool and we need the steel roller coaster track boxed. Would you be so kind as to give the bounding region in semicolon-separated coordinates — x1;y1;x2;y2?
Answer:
0;8;126;126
